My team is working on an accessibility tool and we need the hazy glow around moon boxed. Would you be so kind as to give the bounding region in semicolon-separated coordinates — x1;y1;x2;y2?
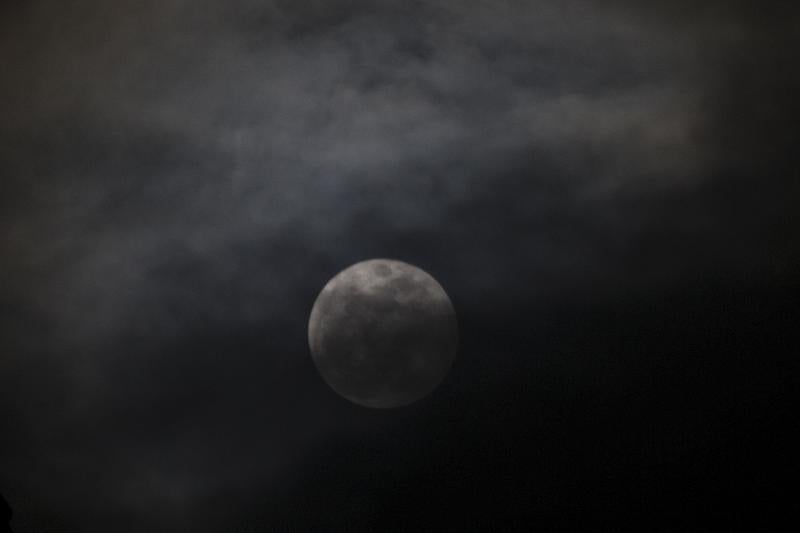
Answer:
308;259;458;408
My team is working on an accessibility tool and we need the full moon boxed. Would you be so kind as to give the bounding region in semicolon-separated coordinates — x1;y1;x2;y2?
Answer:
308;259;458;408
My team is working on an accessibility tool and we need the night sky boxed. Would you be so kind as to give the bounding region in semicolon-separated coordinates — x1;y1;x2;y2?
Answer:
1;1;797;531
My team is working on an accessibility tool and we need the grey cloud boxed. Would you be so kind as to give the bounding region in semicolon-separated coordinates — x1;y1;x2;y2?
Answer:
1;0;796;530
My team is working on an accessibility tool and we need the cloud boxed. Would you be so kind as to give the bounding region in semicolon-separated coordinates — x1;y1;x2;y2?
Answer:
0;0;796;530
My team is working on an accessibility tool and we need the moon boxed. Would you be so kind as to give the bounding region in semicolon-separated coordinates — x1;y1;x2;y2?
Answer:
308;259;458;408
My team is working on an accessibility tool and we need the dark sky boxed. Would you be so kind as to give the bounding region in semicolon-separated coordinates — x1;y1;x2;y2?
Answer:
1;1;797;531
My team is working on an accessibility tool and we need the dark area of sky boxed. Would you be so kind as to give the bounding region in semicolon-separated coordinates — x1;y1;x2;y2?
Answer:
1;0;797;531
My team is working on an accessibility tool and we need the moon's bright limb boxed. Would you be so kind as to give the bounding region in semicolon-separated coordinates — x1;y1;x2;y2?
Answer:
308;259;458;408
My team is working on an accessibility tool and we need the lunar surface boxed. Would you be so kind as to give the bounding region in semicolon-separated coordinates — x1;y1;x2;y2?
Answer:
308;259;458;408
